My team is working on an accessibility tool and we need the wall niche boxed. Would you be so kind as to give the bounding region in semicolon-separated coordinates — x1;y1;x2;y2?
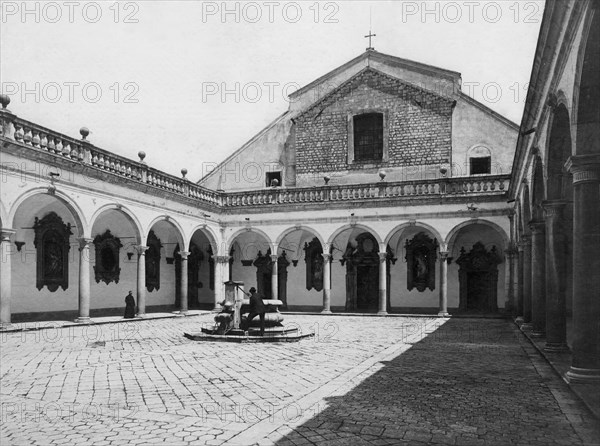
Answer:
93;230;123;284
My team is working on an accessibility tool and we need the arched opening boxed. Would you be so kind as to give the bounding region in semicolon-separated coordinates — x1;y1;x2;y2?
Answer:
330;226;381;312
180;228;217;309
228;230;271;297
90;208;141;315
447;222;506;313
276;227;325;311
10;193;84;319
386;224;441;313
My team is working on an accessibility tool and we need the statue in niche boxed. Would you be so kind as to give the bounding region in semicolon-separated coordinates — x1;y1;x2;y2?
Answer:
33;212;72;292
93;230;123;284
405;232;438;292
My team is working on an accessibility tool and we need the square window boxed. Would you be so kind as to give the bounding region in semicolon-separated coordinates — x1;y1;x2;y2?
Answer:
354;113;383;161
266;171;282;187
470;157;491;175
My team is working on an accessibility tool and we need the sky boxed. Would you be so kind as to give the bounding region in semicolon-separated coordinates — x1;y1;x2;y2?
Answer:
1;0;544;180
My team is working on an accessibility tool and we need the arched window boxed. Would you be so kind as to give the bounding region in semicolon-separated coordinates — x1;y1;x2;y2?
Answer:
467;145;492;175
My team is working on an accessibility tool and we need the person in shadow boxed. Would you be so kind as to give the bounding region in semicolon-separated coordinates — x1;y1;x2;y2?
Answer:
124;291;136;319
243;287;266;336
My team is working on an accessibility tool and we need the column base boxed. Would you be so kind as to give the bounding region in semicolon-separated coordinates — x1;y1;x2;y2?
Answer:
136;314;146;318
437;312;450;317
0;322;13;329
321;309;332;315
566;366;600;383
74;317;91;324
544;342;569;353
530;330;545;338
377;311;388;316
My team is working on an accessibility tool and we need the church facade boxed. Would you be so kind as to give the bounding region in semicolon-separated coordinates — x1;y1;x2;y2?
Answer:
1;0;598;381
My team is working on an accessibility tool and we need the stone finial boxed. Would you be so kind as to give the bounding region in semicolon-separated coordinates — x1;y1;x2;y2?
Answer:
79;127;90;140
0;94;10;109
378;170;386;181
181;168;188;179
138;151;146;163
324;175;330;185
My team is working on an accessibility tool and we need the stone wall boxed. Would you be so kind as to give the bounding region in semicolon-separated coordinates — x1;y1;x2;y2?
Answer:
295;69;453;178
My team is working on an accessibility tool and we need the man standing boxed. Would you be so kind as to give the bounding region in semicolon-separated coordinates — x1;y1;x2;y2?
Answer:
124;291;136;319
244;287;266;336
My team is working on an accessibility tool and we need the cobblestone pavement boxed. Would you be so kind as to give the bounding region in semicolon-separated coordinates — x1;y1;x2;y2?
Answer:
0;315;598;445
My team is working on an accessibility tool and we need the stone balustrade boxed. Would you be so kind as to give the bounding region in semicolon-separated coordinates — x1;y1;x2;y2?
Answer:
1;111;510;211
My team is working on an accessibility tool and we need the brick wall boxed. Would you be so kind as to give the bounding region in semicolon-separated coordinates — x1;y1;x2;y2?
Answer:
295;69;453;176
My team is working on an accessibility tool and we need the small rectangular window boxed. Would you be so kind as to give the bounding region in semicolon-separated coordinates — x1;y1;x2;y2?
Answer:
354;113;383;161
266;171;282;187
470;157;491;175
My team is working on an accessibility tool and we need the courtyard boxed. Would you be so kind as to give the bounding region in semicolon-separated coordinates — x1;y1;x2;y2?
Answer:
0;314;598;445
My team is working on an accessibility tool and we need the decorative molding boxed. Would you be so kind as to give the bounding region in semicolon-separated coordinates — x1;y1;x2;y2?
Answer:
304;238;324;292
33;212;72;292
145;230;162;292
405;232;438;292
93;230;123;285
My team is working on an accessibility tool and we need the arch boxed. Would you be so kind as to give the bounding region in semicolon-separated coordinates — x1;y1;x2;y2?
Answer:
545;103;573;200
188;224;219;254
530;156;546;221
227;227;273;252
0;200;9;229
384;221;443;248
573;6;600;155
327;223;382;246
275;225;326;248
146;215;185;248
9;187;87;235
88;203;143;244
446;219;509;254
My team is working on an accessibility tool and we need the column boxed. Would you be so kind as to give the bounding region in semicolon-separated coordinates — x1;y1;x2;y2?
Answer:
515;239;525;324
75;238;93;323
270;254;278;300
179;251;190;314
321;252;332;314
438;251;449;317
566;155;600;382
377;252;388;315
521;235;533;328
0;229;15;326
214;256;230;310
136;245;148;317
529;221;546;337
543;201;569;352
505;246;516;315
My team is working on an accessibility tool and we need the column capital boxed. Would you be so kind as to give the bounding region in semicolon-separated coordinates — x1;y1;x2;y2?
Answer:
378;252;387;262
78;237;93;250
0;228;16;241
135;245;149;255
542;199;569;218
321;253;332;261
270;254;278;262
528;220;545;234
565;154;600;184
439;251;450;261
179;251;191;260
215;255;230;264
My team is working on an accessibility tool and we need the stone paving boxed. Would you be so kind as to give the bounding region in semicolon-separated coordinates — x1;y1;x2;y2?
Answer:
0;314;598;445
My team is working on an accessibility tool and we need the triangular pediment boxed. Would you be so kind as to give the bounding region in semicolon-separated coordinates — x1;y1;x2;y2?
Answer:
296;67;455;121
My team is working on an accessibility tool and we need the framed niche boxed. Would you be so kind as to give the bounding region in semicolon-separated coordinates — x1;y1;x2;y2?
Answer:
145;230;163;292
405;232;438;292
33;212;73;292
93;230;123;284
304;238;323;292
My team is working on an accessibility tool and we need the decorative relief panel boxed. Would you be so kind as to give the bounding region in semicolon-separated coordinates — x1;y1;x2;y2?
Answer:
33;212;72;292
93;230;123;284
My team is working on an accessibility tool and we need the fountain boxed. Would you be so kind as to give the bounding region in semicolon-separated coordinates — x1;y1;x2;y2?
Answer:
184;281;314;343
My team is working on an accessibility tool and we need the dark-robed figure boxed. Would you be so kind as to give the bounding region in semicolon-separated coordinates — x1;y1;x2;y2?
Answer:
124;291;136;319
243;287;266;336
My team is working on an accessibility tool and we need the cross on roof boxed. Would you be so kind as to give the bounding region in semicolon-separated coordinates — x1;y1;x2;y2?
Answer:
365;30;376;50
